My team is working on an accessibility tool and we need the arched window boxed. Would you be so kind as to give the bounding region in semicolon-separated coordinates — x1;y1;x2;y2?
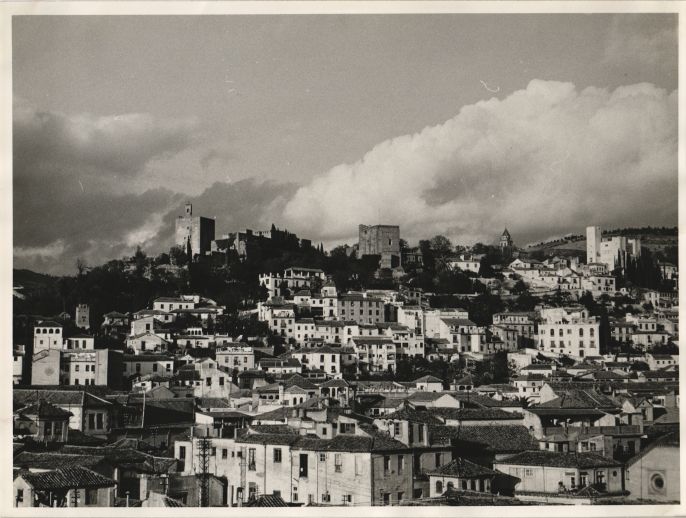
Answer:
435;481;443;494
446;482;454;491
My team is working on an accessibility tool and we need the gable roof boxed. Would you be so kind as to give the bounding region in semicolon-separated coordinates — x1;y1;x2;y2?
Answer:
20;399;73;419
426;458;500;478
20;467;116;490
497;450;622;468
430;424;536;453
626;431;679;466
14;452;109;471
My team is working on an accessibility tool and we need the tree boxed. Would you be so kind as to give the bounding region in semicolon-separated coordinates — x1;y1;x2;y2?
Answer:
430;235;454;271
169;245;188;267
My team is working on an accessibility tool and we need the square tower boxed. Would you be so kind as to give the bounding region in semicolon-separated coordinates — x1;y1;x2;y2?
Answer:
586;226;602;264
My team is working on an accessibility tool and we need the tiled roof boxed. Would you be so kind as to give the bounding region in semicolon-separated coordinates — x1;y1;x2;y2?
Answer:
441;318;477;327
36;320;63;327
426;458;500;478
382;407;444;425
20;466;116;490
282;374;317;390
122;354;174;361
320;379;349;388
497;450;622;468
244;494;289;507
14;452;108;471
20;399;73;419
432;407;522;421
249;424;297;435
407;392;451;402
430;424;536;453
536;389;619;410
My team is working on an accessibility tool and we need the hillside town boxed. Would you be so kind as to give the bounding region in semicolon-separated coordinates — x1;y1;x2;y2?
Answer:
11;205;680;508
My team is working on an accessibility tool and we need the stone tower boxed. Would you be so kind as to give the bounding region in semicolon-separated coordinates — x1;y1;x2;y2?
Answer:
76;304;90;330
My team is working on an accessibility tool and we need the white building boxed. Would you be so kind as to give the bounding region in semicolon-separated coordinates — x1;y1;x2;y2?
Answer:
586;225;641;272
33;321;63;353
537;306;600;359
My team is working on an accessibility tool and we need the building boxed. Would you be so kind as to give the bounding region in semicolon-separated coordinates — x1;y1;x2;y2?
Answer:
358;224;401;269
175;202;216;257
625;432;680;503
75;304;90;330
585;226;640;272
259;267;326;300
537;307;600;359
293;346;342;377
427;458;503;497
13;467;117;508
33;321;63;353
14;399;72;443
216;344;255;372
338;294;386;325
493;451;624;503
448;255;481;274
500;228;514;251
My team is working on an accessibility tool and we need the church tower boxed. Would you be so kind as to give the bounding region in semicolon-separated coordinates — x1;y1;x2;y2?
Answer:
500;228;513;250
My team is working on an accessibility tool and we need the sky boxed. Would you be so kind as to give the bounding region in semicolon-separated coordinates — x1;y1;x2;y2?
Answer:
12;13;678;275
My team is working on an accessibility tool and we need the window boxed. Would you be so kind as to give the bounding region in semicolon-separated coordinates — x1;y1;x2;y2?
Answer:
397;456;404;474
135;363;141;373
397;492;404;502
89;414;96;430
435;481;443;494
650;473;665;493
335;453;342;472
211;447;217;457
382;492;390;505
16;489;23;503
383;455;391;474
355;456;362;475
319;453;326;462
393;423;400;436
96;413;103;430
219;377;224;386
179;446;186;459
75;365;80;372
153;363;158;372
222;449;228;459
85;488;98;505
525;469;533;477
274;448;282;463
248;448;256;470
299;454;308;478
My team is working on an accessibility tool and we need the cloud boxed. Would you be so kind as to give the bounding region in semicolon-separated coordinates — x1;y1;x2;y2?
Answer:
283;80;677;247
12;99;201;273
13;98;199;192
14;239;67;259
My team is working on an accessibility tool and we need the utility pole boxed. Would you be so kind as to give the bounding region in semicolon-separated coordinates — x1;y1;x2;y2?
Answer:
197;432;212;507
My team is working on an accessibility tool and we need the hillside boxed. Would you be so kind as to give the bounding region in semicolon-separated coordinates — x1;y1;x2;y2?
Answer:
13;268;57;293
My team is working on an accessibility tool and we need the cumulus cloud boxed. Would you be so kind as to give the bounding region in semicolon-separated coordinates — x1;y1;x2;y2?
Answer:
283;80;677;246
